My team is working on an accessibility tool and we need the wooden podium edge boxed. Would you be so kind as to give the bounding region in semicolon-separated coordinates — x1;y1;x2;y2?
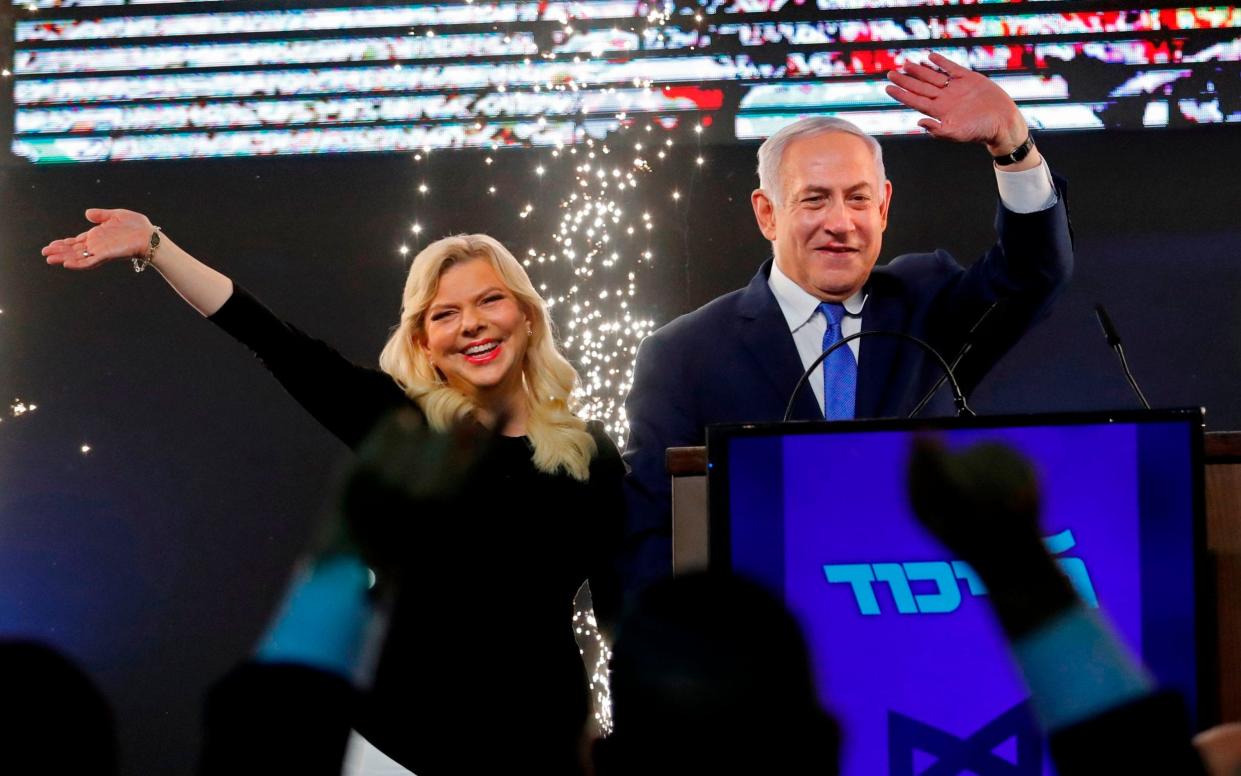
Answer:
668;431;1241;474
1206;431;1241;460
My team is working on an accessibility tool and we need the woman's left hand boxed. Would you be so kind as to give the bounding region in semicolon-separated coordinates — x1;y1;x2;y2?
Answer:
42;208;155;270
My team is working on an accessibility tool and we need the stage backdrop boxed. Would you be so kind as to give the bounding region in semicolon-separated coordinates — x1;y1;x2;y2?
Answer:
2;2;1241;775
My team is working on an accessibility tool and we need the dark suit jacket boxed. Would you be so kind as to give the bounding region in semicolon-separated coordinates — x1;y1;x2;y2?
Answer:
621;191;1074;595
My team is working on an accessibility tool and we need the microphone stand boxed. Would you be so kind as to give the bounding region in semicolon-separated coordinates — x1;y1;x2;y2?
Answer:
907;301;1002;418
782;330;971;423
1094;304;1152;410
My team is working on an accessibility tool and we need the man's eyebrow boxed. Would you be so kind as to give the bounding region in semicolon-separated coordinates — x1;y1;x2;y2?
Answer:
796;182;874;196
793;185;830;199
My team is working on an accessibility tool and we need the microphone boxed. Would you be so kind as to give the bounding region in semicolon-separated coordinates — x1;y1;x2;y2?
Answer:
782;330;972;423
1093;304;1151;410
1094;303;1122;348
907;301;1002;418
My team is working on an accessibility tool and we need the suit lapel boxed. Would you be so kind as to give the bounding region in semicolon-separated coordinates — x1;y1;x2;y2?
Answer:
737;261;824;422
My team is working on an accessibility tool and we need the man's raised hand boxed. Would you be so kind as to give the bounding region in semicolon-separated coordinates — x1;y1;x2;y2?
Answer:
42;208;155;270
886;53;1033;160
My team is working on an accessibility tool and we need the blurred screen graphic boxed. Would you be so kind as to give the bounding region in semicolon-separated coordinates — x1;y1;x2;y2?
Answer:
7;1;1241;163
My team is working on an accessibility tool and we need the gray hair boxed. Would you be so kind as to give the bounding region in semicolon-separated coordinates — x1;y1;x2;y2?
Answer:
756;116;887;204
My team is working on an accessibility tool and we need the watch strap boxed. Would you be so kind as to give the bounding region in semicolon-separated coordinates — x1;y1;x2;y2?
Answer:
993;134;1035;167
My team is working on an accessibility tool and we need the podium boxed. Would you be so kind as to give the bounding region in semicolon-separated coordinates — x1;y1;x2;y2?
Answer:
667;429;1241;723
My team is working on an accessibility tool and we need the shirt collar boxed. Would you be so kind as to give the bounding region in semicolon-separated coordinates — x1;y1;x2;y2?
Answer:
768;258;867;333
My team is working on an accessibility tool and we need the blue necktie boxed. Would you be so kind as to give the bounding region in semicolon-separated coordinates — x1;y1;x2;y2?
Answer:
819;302;857;420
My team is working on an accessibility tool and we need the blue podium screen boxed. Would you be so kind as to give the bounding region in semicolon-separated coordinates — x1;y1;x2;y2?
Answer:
714;413;1202;775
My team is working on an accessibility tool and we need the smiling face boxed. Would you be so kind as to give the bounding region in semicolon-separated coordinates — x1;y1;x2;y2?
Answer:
421;257;530;401
752;130;892;302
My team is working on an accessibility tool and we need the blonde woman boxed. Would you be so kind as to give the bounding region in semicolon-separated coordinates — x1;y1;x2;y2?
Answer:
44;209;623;775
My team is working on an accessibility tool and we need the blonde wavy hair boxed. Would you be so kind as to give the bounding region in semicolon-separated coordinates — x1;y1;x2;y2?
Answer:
378;233;597;481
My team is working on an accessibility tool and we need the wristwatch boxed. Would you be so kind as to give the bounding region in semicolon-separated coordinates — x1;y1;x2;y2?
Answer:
993;134;1035;167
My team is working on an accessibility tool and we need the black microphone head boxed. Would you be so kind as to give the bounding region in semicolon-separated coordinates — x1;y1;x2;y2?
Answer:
1093;304;1122;349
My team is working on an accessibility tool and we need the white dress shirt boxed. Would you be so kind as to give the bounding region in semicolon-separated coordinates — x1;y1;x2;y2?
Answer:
768;160;1058;414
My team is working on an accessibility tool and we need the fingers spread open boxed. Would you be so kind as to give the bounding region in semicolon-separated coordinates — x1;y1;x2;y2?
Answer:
902;60;951;86
927;52;972;77
887;69;941;99
885;84;936;115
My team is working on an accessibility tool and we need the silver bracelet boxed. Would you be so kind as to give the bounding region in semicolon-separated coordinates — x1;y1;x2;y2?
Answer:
132;226;162;273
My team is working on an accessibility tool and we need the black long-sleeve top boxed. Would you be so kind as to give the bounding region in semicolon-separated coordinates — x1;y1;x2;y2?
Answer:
209;286;624;775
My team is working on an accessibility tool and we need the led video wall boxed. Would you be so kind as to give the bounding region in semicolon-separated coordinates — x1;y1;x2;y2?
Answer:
8;0;1241;163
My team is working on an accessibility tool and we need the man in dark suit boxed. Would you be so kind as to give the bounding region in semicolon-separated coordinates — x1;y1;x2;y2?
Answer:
621;54;1075;593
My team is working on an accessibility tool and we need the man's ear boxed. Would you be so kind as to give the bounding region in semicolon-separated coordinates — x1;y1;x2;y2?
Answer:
879;179;893;231
751;188;778;242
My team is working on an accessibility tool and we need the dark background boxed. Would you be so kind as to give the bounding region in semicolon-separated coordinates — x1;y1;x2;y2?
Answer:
1;121;1240;772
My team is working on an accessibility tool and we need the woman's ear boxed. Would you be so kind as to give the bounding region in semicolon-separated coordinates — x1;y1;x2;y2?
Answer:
414;331;438;373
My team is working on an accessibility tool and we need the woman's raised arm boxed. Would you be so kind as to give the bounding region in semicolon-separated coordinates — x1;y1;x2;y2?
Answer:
43;208;233;317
